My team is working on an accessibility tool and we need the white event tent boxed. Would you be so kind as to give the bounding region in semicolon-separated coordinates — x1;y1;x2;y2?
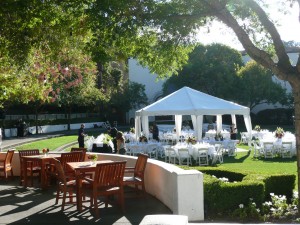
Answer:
135;86;252;141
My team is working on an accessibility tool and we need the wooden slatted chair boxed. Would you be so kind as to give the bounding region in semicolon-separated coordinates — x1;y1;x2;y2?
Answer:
59;152;84;178
70;147;87;161
53;158;78;210
0;149;15;180
83;161;126;218
123;153;148;195
18;149;41;186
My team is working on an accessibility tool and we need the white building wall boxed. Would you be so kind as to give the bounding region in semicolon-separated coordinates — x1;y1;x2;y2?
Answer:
128;58;166;122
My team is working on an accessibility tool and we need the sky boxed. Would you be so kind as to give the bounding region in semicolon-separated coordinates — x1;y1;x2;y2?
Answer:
196;3;300;50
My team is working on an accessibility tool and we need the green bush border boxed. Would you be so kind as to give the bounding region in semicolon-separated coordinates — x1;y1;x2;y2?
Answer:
194;167;295;216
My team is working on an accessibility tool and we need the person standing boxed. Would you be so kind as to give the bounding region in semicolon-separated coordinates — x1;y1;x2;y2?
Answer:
116;131;126;154
152;122;159;141
78;124;87;148
230;123;237;140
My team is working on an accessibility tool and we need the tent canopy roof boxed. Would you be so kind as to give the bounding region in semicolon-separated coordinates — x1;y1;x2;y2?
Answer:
136;86;249;116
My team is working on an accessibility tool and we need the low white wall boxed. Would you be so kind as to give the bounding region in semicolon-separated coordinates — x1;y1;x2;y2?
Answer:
96;154;204;222
4;122;105;137
1;152;204;222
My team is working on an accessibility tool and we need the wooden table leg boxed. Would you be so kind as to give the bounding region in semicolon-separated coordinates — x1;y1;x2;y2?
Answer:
23;159;28;187
75;170;83;211
40;159;47;189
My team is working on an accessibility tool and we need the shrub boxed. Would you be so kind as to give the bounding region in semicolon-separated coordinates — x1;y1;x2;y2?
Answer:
200;168;295;218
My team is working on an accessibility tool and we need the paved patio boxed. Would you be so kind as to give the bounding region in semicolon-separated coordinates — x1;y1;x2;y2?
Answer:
0;178;172;225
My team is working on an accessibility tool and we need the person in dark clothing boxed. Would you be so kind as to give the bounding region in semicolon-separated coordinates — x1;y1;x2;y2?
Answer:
78;124;86;148
109;127;118;153
152;122;159;141
230;123;237;140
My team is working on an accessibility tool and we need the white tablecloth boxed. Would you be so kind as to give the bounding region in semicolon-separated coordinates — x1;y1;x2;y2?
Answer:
205;130;230;140
260;136;296;156
172;143;216;160
126;141;163;155
93;134;114;150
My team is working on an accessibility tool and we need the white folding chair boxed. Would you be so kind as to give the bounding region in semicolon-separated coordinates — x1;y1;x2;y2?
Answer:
196;147;209;166
281;142;293;158
226;141;237;157
164;147;177;164
146;144;158;159
177;148;191;166
213;144;224;164
263;142;274;158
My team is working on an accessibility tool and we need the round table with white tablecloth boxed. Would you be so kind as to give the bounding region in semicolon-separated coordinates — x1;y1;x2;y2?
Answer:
125;141;163;157
172;142;216;160
205;130;230;140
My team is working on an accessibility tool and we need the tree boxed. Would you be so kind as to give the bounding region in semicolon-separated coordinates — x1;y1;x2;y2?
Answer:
2;0;300;203
163;43;243;100
110;81;148;123
237;61;288;110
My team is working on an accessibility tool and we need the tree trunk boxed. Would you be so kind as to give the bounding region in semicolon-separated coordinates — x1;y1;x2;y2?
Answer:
294;90;300;209
67;106;71;131
97;62;103;89
35;106;39;134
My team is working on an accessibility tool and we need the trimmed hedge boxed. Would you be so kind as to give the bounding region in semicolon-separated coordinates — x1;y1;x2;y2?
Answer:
195;167;295;216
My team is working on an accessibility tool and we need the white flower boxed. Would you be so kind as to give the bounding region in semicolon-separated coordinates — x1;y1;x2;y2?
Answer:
270;193;275;197
239;204;244;209
256;208;260;213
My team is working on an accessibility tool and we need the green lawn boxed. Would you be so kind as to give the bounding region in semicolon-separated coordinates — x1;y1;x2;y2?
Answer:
16;135;78;151
16;136;298;188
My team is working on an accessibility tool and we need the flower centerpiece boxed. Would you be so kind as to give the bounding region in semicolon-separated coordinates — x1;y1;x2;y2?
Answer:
42;148;49;156
139;135;148;143
88;154;97;163
254;125;261;132
130;127;135;133
275;127;285;138
186;136;197;145
215;132;223;141
103;134;112;144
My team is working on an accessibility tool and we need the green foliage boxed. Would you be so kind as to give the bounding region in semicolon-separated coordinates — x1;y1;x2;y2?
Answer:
163;43;243;100
263;174;296;200
231;198;263;222
110;81;148;113
203;173;265;215
237;61;288;110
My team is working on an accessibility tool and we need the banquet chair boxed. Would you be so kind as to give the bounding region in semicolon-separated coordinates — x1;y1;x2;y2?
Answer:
53;158;87;211
71;147;87;161
146;144;158;159
60;152;84;177
263;142;274;158
19;149;41;186
196;147;209;166
249;140;262;158
0;149;15;180
177;148;191;166
164;147;177;164
281;142;293;158
240;132;250;144
83;161;126;218
225;141;237;157
123;153;148;196
212;144;223;165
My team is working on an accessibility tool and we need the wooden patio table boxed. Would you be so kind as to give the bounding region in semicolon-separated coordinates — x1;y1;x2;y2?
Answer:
67;160;113;211
22;154;61;189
